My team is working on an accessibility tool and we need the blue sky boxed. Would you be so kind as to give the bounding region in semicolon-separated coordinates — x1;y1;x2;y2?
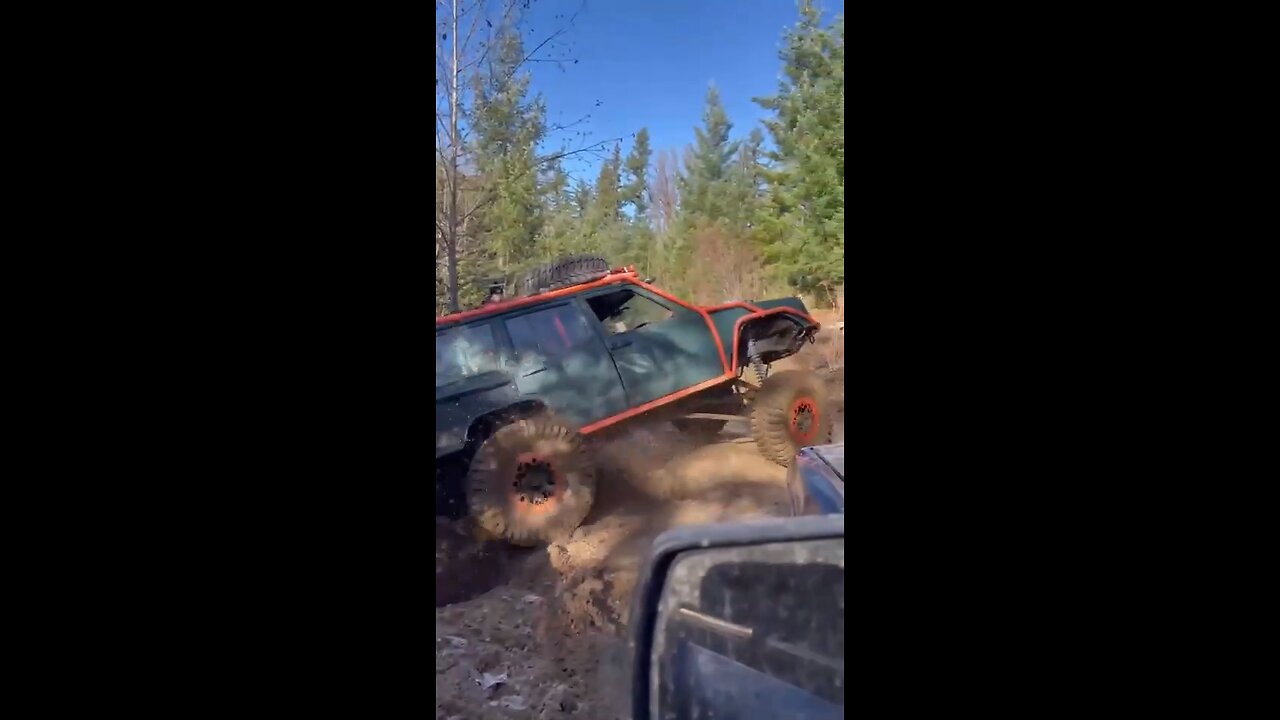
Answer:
515;0;843;184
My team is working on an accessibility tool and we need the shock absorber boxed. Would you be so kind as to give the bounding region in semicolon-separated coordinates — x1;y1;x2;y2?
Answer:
747;338;769;385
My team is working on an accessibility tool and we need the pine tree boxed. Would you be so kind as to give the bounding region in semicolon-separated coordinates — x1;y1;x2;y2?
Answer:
572;178;593;219
754;0;844;293
678;86;741;228
725;127;767;238
592;143;623;224
434;5;642;312
622;128;652;221
469;25;547;275
541;159;571;212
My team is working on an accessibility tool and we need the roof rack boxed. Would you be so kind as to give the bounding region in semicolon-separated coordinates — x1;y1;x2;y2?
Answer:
436;265;640;325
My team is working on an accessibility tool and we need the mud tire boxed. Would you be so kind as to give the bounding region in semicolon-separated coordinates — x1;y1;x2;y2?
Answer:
750;370;833;467
516;255;610;296
465;414;597;546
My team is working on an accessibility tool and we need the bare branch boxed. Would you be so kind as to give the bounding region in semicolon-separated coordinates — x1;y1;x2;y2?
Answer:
436;0;600;312
500;0;584;85
460;0;486;64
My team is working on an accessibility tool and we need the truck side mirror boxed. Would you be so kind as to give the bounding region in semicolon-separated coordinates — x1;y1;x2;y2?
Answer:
630;515;845;719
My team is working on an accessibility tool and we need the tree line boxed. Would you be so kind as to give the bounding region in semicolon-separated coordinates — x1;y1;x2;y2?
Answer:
436;0;843;314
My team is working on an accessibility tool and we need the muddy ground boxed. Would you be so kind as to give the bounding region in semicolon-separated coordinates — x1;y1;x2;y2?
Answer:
435;338;843;720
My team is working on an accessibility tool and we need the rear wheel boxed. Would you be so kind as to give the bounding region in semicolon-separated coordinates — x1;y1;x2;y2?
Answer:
750;370;833;467
464;414;597;546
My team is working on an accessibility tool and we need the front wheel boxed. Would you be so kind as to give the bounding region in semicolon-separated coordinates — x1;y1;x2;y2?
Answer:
750;370;834;467
464;414;597;546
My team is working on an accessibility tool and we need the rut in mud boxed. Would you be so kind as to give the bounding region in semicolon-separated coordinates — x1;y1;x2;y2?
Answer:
434;426;788;719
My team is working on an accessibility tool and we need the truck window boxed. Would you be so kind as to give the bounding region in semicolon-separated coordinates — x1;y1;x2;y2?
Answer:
503;304;595;367
585;289;674;335
436;324;499;388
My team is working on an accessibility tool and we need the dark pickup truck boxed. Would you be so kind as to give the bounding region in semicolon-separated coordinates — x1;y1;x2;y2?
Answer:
787;443;845;516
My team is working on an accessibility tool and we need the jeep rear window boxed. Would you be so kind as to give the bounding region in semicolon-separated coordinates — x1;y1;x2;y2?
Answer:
436;324;500;388
504;304;594;366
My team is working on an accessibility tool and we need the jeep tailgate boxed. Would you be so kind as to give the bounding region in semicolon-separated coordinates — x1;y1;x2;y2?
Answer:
752;296;814;317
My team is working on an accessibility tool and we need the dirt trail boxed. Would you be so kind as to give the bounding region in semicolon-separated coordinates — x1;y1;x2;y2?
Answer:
435;347;843;719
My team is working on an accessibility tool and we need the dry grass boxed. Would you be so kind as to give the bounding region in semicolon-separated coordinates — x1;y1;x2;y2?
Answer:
822;284;844;370
684;225;769;304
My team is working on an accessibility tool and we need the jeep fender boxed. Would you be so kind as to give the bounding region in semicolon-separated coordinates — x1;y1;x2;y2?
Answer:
733;311;819;370
436;373;548;459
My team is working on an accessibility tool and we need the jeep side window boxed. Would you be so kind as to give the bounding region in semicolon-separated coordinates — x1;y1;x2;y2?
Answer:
436;324;500;388
585;289;674;335
503;304;595;368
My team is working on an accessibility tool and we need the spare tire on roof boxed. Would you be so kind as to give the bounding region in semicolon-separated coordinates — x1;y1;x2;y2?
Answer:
515;255;611;297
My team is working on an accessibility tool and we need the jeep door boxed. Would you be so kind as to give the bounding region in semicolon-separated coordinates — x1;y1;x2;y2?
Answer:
498;300;629;427
581;286;725;407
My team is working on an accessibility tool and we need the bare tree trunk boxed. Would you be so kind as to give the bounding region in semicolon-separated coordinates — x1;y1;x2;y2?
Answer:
434;0;619;315
652;149;680;243
447;0;460;313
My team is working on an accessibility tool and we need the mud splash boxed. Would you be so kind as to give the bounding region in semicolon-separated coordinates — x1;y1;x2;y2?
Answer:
435;341;843;718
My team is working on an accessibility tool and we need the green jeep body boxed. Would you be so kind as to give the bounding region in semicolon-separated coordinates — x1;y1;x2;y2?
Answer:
434;267;820;518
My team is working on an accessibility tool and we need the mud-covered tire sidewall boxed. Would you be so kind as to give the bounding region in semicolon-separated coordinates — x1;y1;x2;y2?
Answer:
465;415;597;546
750;370;834;467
